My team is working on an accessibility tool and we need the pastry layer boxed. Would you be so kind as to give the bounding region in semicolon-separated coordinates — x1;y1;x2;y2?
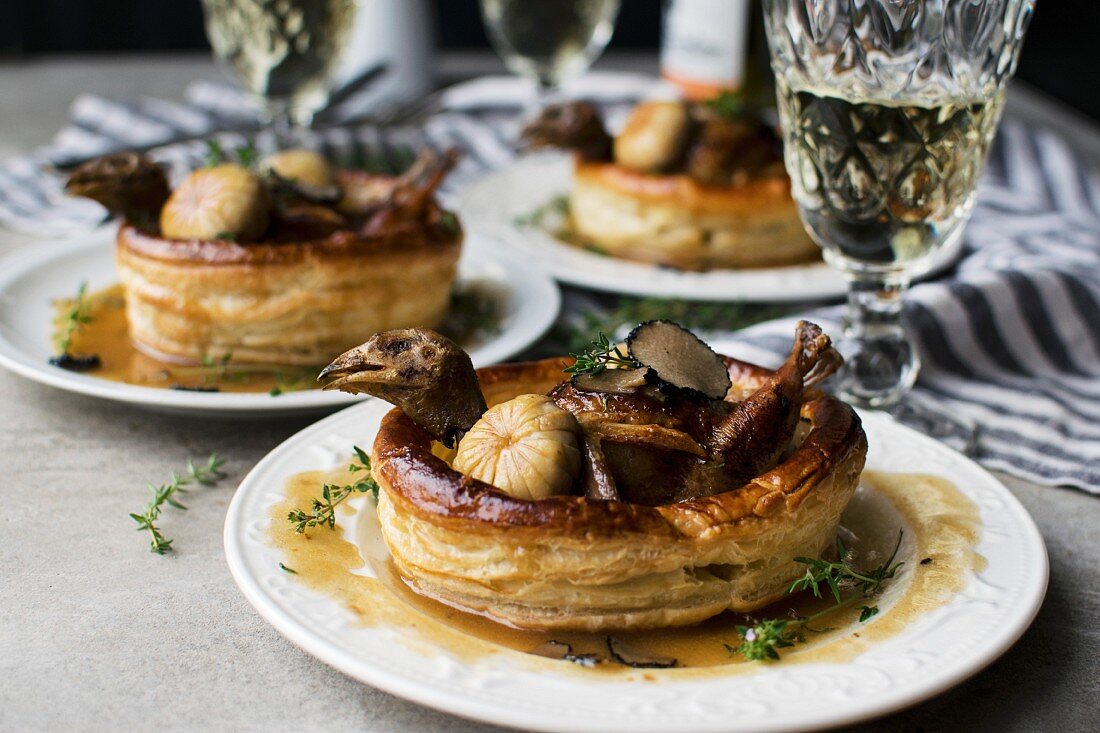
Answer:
570;160;818;270
116;225;461;365
372;357;867;631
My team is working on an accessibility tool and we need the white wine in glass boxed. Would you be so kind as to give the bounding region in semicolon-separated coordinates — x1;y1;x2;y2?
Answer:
202;0;359;142
480;0;621;105
764;0;1034;408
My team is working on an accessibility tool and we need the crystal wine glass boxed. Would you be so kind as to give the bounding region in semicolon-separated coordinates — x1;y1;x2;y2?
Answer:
762;0;1034;408
201;0;360;145
479;0;621;111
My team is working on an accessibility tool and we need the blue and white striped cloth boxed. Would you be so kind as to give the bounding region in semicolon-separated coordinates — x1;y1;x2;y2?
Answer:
0;75;1097;493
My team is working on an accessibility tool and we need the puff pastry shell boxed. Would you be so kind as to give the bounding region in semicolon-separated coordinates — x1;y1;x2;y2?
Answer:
372;356;867;631
116;224;460;365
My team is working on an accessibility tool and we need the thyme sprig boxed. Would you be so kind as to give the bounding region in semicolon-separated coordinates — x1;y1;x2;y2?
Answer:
789;530;905;603
205;138;259;168
443;285;503;344
288;446;379;533
269;368;318;397
730;530;905;662
706;89;746;120
54;280;93;356
513;194;569;227
129;453;226;554
563;332;637;376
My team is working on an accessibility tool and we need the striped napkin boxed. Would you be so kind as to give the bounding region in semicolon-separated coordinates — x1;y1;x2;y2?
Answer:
0;74;1097;493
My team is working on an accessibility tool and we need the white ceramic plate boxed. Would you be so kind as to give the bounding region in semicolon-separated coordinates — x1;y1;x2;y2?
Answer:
0;230;560;417
224;399;1047;732
457;155;964;302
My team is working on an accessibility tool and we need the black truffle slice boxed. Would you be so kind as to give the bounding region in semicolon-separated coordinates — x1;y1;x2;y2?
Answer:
626;320;731;401
528;640;603;668
606;636;677;669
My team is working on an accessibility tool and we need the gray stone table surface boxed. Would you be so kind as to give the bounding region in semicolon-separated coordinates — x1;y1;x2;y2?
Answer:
1;53;1097;733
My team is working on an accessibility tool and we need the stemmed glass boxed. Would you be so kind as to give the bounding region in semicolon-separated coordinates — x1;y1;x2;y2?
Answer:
201;0;361;145
479;0;621;111
762;0;1034;408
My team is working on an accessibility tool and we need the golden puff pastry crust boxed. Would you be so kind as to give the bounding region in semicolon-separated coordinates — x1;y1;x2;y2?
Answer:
116;224;460;365
570;160;818;271
372;356;868;631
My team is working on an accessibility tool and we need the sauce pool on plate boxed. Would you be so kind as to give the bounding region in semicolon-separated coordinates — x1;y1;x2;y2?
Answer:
268;466;982;675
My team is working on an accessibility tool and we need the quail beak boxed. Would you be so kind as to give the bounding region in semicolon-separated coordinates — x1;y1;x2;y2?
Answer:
317;348;392;393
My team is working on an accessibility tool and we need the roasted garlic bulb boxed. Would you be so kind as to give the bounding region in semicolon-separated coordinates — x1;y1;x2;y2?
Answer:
261;149;335;189
613;101;692;172
453;394;581;501
159;164;269;241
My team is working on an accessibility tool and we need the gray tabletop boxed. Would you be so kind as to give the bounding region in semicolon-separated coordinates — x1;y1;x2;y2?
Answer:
0;53;1097;733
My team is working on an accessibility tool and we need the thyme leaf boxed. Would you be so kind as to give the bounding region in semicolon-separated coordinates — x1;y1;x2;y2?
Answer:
730;530;905;662
563;332;636;376
53;280;94;357
789;530;905;600
514;194;569;227
129;453;226;554
442;285;503;344
706;90;746;120
287;446;379;533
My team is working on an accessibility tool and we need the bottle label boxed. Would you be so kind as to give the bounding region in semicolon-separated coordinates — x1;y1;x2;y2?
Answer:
661;0;750;100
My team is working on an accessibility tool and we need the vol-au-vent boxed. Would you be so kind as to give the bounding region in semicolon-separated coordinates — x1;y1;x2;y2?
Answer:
65;147;464;367
318;320;867;630
520;98;818;270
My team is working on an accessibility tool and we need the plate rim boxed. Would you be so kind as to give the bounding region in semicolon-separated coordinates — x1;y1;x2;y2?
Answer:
0;229;561;415
457;154;963;303
223;401;1048;733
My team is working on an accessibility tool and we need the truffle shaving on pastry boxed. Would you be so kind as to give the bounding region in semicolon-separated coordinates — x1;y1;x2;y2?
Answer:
320;322;867;631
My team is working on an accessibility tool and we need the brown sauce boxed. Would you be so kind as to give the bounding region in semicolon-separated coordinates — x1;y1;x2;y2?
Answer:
268;467;982;677
54;284;312;394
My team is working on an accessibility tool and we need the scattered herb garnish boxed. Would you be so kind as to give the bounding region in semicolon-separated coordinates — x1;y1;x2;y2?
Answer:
197;351;244;387
269;368;317;397
707;90;746;120
351;147;417;176
214;231;238;242
727;618;802;662
442;285;503;344
563;332;636;376
287;446;379;533
789;530;905;603
53;280;94;357
730;530;905;662
438;210;461;237
129;453;226;554
514;194;569;227
205;139;226;167
235;140;259;169
279;563;298;574
205;138;259;168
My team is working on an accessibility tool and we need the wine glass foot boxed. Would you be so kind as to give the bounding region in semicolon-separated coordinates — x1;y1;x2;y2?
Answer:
833;331;920;410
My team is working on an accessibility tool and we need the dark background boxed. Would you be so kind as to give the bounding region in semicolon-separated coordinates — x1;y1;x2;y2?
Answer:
3;0;1096;121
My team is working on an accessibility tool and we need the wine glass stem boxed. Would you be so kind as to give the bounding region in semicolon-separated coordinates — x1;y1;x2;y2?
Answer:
836;273;920;410
527;75;562;117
